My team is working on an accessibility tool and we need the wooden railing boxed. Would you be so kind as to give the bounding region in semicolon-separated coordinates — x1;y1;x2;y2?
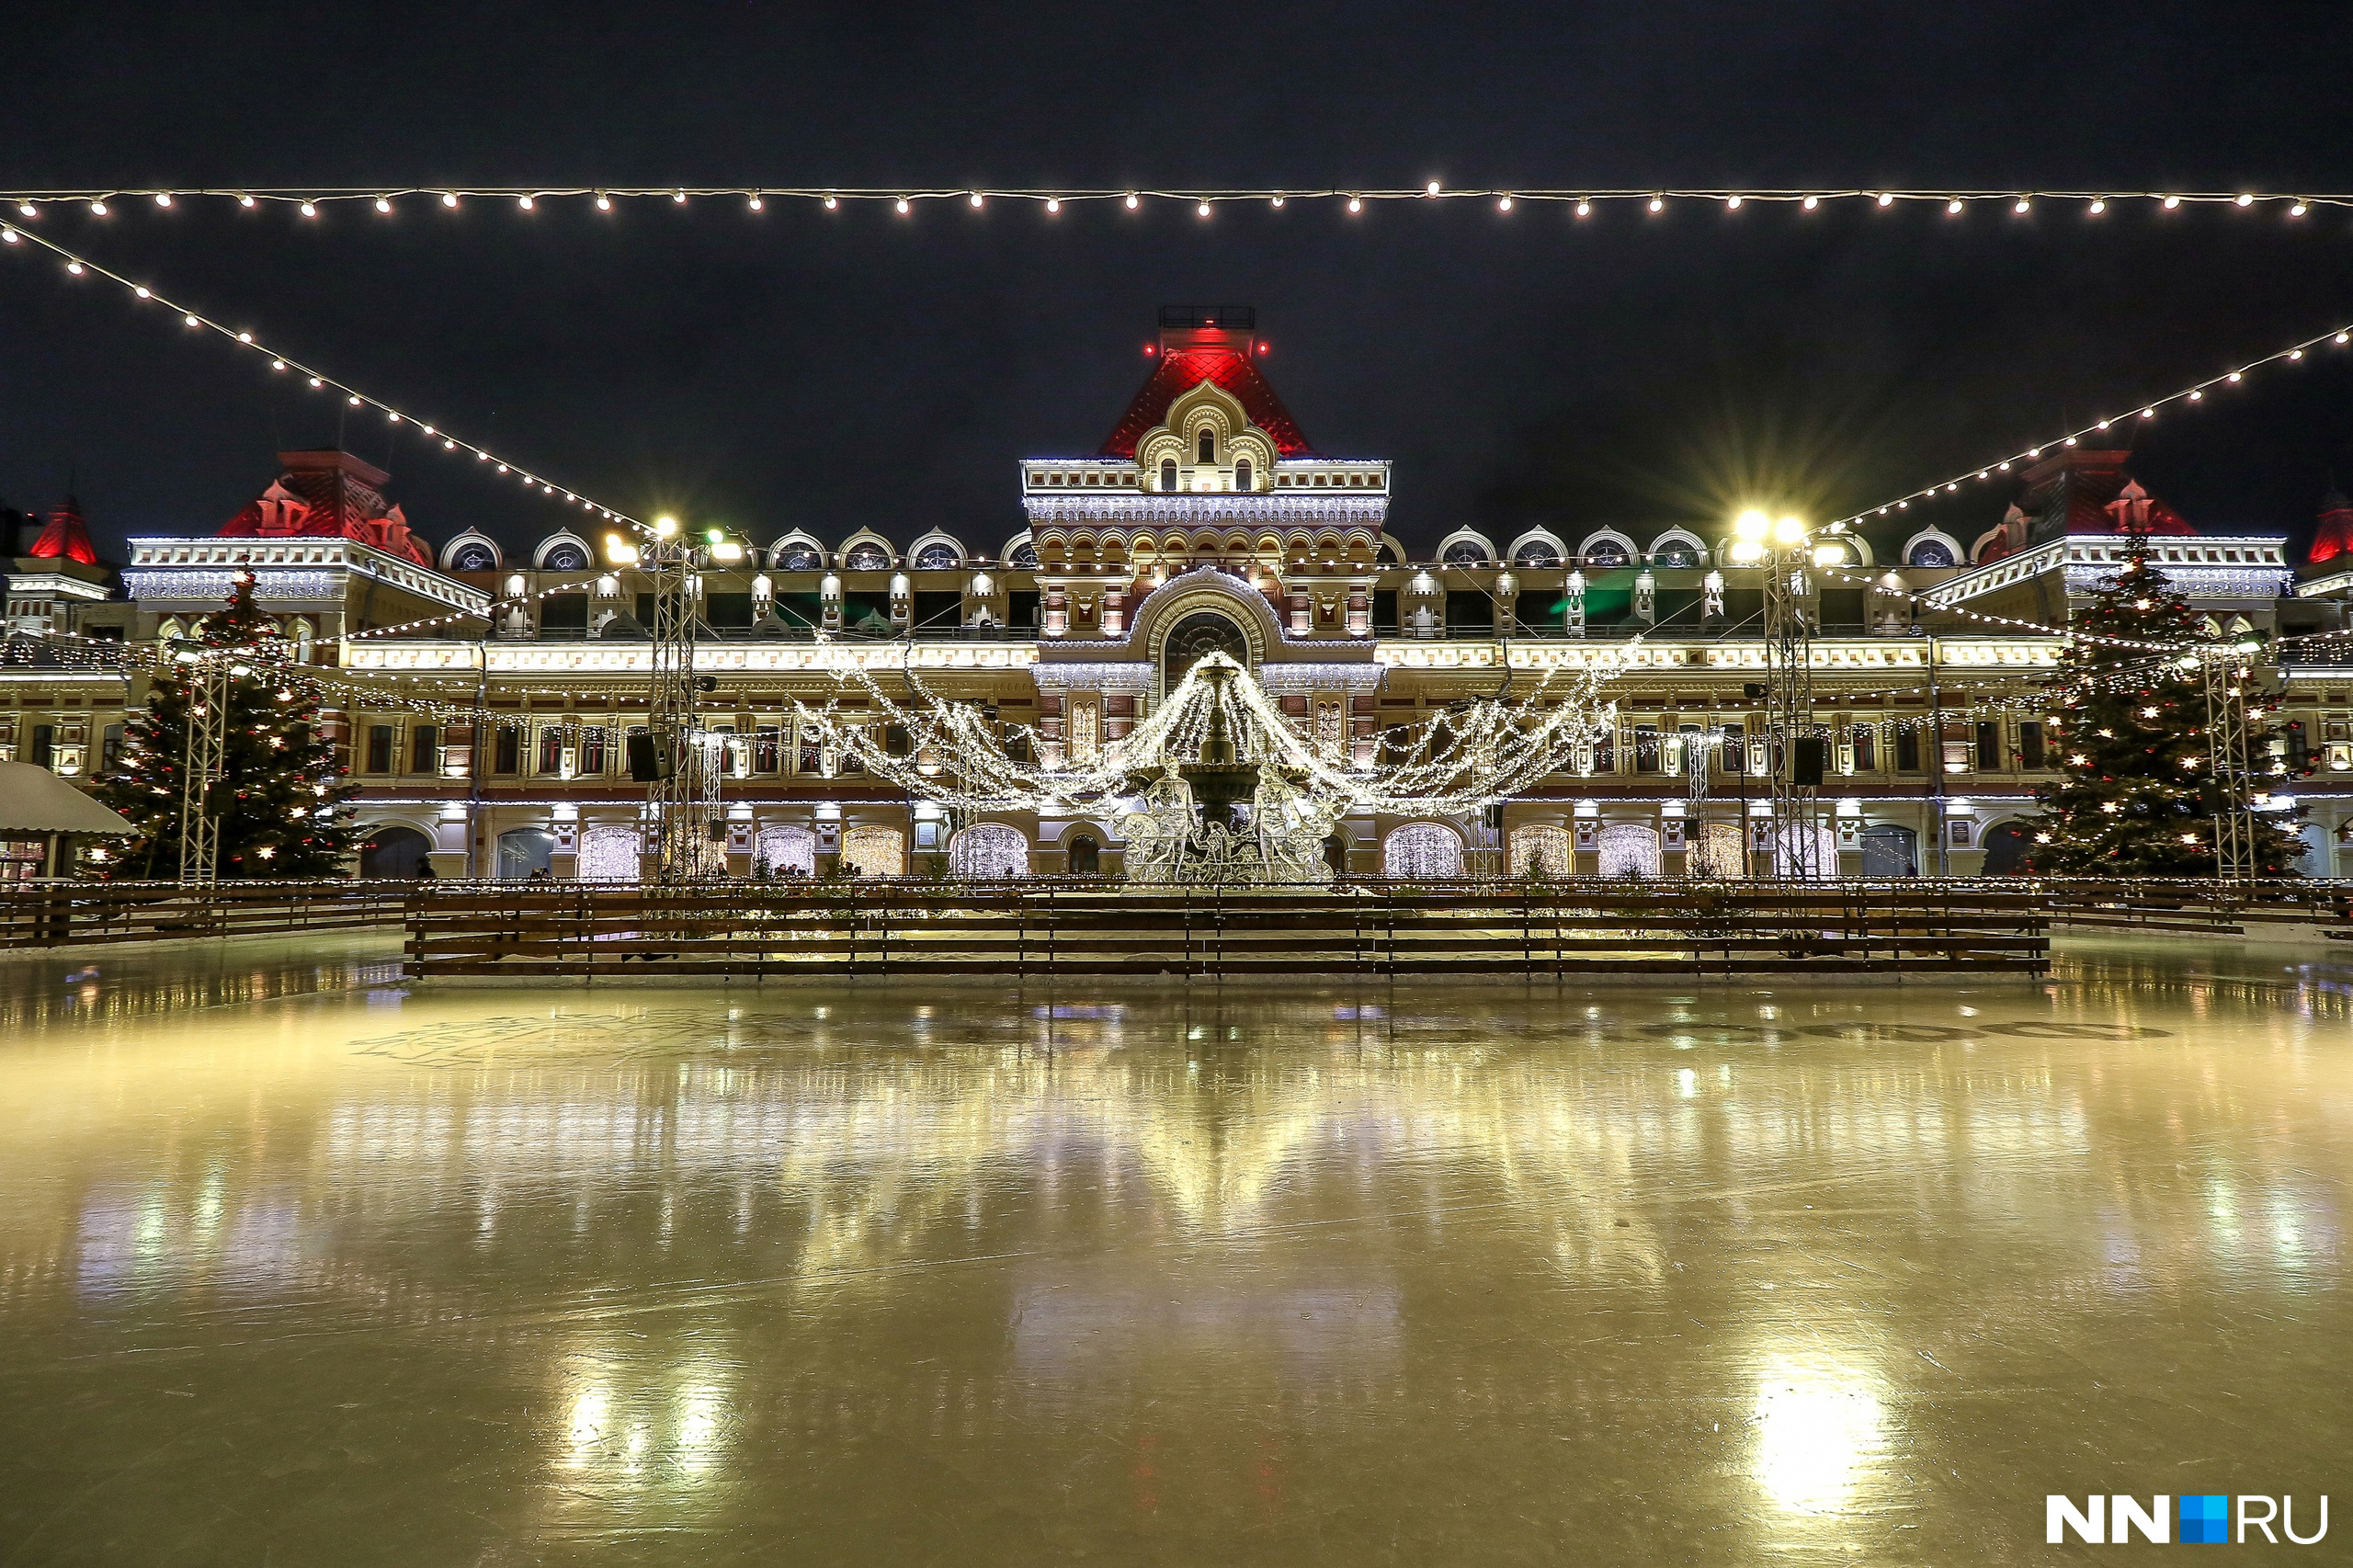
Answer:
400;880;2052;980
0;880;416;949
6;875;2347;960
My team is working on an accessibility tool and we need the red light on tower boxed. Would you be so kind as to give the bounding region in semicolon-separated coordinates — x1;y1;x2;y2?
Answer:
1143;344;1155;356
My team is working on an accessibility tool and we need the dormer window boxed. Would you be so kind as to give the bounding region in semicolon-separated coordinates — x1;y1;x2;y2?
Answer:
1198;427;1215;463
1160;458;1178;492
1235;458;1253;491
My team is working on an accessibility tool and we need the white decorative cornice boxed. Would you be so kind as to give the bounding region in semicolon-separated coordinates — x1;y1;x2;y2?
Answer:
124;537;489;614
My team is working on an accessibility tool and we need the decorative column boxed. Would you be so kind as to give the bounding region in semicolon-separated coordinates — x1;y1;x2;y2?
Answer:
1564;571;1587;637
1038;692;1065;767
820;572;842;633
1351;694;1377;767
1633;568;1656;626
889;572;911;631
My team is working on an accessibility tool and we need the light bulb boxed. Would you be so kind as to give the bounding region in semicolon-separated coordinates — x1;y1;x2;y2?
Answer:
89;199;108;215
1497;195;1512;210
1575;199;1591;216
1733;509;1769;541
823;194;836;209
1647;196;1663;212
1270;194;1284;207
374;196;392;213
1044;197;1060;213
2013;197;2030;213
895;197;910;214
185;312;200;325
16;202;32;217
1426;181;1440;196
1725;194;1741;209
2291;200;2308;217
236;331;251;343
1875;192;1893;206
2235;193;2254;207
1126;192;1139;209
674;189;688;203
747;194;763;210
135;285;150;297
517;193;533;210
969;191;983;207
595;192;610;210
300;201;316;217
1348;195;1363;212
1774;516;1808;546
441;191;459;207
2162;194;2180;209
1197;201;1210;218
2088;198;2106;214
153;191;171;207
1802;194;1818;210
1947;199;1962;214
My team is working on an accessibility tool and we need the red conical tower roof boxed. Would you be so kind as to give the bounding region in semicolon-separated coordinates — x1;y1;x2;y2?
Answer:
1097;307;1314;459
2309;490;2353;567
28;495;100;565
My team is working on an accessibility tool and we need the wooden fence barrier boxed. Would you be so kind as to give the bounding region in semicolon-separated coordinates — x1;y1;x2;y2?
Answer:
398;879;2052;981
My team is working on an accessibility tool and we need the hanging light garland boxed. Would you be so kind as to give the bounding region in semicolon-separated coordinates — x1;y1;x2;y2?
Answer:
0;225;647;534
6;185;2349;222
1825;317;2353;531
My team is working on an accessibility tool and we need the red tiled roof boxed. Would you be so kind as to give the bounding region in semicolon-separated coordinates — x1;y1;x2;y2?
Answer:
28;497;99;566
1098;348;1314;459
218;450;432;567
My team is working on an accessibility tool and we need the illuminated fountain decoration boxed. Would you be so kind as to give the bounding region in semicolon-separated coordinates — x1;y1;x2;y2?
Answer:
788;649;1620;888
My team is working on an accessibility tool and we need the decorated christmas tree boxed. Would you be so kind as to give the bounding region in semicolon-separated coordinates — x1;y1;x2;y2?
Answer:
94;572;362;879
2025;545;2302;878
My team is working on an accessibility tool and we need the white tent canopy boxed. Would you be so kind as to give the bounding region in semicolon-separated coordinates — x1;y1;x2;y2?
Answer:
0;762;134;836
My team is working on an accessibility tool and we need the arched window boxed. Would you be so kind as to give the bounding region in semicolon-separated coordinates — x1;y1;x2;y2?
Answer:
451;541;498;572
845;542;891;571
841;825;905;878
578;824;643;882
751;824;815;877
358;824;433;879
541;542;590;571
1583;540;1631;568
1066;833;1101;875
1234;458;1253;491
1513;540;1562;567
779;544;824;571
1383;822;1463;880
1596;823;1662;879
495;827;555;881
1508;824;1572;878
1161;458;1179;492
913;542;959;570
1441;540;1487;567
949;823;1029;879
1008;539;1039;568
1906;538;1957;568
1198;427;1215;463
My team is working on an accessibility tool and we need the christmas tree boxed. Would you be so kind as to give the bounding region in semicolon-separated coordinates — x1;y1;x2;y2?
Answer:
2025;545;2302;878
94;572;363;879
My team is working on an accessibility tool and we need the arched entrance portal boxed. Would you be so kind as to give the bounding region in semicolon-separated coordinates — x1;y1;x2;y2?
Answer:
1065;833;1101;875
1157;609;1251;694
1859;824;1918;878
359;824;432;878
495;827;554;880
1981;820;2033;874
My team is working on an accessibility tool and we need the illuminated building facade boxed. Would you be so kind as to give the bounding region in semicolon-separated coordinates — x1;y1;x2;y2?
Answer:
7;308;2353;880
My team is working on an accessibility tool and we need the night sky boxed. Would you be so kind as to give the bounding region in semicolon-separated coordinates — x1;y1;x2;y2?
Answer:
5;1;2353;563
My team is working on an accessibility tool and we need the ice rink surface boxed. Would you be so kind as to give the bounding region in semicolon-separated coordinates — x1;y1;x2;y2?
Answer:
0;932;2342;1563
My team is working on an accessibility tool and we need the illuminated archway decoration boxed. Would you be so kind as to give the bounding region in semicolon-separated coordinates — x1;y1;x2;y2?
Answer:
949;823;1029;878
578;824;642;882
755;824;816;877
1691;822;1745;879
1507;824;1572;878
1597;822;1663;879
1384;821;1462;879
842;824;905;878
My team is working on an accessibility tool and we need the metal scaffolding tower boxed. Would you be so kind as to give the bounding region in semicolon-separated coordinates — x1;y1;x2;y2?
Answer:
176;653;227;884
643;528;721;881
1761;546;1823;878
2201;647;2257;883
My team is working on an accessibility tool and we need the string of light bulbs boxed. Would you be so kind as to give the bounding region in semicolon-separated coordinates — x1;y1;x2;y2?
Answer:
1827;318;2353;530
0;223;645;534
6;185;2351;222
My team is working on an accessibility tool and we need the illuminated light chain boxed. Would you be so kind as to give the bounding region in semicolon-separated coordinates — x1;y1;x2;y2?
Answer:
7;185;2353;221
1813;563;2192;652
792;646;1623;815
0;225;647;535
1828;316;2353;528
339;573;614;643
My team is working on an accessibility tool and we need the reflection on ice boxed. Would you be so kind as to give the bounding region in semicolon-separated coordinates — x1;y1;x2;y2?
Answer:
0;933;2348;1563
